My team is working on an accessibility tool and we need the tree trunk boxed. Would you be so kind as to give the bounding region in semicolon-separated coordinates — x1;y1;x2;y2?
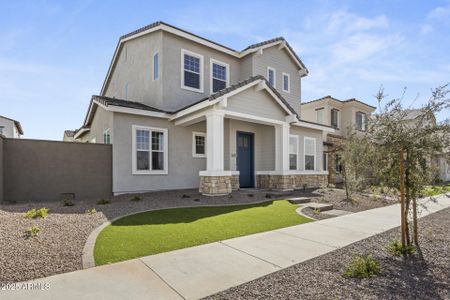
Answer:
399;150;407;248
405;160;411;246
412;196;419;245
342;163;351;201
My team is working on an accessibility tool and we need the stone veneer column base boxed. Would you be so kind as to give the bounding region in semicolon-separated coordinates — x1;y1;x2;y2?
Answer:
257;174;327;190
199;174;240;196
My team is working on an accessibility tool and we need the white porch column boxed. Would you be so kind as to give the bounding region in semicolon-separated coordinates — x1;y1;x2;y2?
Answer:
275;123;290;172
206;111;224;172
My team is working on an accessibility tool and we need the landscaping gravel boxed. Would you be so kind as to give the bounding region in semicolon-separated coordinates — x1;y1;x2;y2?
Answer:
0;187;391;284
205;207;450;300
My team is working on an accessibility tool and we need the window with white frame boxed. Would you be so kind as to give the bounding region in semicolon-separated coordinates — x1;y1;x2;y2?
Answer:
153;52;159;80
267;67;276;87
103;129;111;144
323;152;328;171
356;111;367;131
211;59;229;93
316;108;324;124
282;72;290;93
133;126;168;174
304;137;316;171
331;109;339;128
192;132;206;157
289;135;298;170
181;49;203;92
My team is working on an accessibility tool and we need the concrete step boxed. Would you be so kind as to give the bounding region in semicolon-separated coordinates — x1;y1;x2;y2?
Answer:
321;209;353;217
287;197;311;204
305;202;334;212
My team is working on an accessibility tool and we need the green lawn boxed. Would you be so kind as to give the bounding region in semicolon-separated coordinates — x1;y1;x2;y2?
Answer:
94;200;312;265
422;184;450;197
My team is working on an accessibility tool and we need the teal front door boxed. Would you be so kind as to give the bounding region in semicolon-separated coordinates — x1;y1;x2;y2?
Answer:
236;132;254;188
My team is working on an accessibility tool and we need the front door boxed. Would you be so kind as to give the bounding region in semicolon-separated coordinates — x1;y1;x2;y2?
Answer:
236;132;254;188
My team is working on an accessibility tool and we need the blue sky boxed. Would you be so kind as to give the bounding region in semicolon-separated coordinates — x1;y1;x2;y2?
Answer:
0;0;449;140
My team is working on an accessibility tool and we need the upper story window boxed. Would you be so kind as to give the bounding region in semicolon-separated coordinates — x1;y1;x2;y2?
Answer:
289;135;298;170
103;129;111;144
282;72;290;93
192;132;206;158
304;137;316;171
331;109;339;128
356;111;367;131
153;52;159;81
124;83;128;100
316;108;324;124
181;49;204;93
267;66;276;87
0;126;3;135
210;59;229;93
132;125;168;174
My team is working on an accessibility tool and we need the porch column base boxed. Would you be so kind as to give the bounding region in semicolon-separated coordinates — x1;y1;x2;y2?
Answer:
256;173;328;190
199;171;240;196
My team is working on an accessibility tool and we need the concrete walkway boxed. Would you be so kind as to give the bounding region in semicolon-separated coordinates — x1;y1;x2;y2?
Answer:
3;194;449;300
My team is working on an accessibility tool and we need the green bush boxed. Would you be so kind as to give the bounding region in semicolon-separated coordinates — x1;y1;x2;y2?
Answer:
131;195;142;202
97;198;111;205
313;208;321;215
25;225;40;237
23;208;48;219
344;254;380;278
63;198;75;206
86;208;97;215
386;240;416;256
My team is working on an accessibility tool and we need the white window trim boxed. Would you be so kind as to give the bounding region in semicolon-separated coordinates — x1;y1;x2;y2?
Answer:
132;125;169;175
303;137;316;171
323;152;328;171
210;58;230;93
289;134;299;170
316;108;324;124
181;49;204;93
192;131;206;158
153;51;159;81
331;108;340;128
282;72;290;93
103;128;111;144
267;66;276;88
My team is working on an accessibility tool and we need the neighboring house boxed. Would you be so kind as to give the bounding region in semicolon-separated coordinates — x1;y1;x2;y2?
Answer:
0;115;23;138
63;130;76;142
71;21;335;195
301;96;376;183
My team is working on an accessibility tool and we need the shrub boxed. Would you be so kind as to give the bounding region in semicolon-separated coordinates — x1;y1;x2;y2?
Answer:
386;240;416;256
344;254;380;278
63;198;75;206
86;208;97;215
313;208;321;215
25;225;40;237
24;208;48;219
131;195;142;202
97;198;111;205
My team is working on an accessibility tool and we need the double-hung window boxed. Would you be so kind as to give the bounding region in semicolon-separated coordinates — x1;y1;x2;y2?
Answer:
103;129;111;144
133;125;168;174
282;72;290;93
356;111;367;131
210;59;229;93
181;49;203;92
289;135;299;170
304;137;316;171
316;108;324;124
323;152;328;171
331;109;339;128
267;67;276;87
192;132;206;158
153;52;159;80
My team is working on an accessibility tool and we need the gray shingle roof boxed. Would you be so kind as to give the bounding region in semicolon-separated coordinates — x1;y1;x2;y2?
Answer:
302;95;376;110
64;130;75;137
92;95;167;113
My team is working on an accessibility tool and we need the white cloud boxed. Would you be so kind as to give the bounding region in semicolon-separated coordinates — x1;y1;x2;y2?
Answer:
420;24;434;35
428;4;450;20
326;10;389;34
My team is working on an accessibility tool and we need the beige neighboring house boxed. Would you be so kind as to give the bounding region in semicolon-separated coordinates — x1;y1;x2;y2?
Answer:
68;21;336;196
301;96;376;183
63;130;76;142
0;115;23;138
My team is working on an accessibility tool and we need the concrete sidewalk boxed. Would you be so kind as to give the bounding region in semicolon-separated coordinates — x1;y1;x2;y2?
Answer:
3;194;449;300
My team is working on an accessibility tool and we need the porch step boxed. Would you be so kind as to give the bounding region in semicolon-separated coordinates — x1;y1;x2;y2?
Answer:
287;197;311;204
305;202;334;212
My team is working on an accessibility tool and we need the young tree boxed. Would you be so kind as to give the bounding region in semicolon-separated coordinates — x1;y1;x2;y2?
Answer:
341;84;450;250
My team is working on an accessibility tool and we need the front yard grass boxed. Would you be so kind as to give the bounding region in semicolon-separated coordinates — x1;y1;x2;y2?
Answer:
94;200;311;265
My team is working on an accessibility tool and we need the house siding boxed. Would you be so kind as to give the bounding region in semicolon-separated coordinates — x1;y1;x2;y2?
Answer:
227;88;287;122
0;118;17;138
252;46;301;113
290;126;323;171
79;107;114;144
112;112;207;194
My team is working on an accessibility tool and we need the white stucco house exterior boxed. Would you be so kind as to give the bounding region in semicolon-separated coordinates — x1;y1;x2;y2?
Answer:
0;115;23;138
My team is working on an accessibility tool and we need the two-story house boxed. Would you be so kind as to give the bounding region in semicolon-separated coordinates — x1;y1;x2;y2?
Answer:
301;96;376;183
70;21;335;195
0;115;23;138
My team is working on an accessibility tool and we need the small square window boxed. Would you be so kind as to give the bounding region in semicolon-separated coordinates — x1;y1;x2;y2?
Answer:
192;132;206;158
